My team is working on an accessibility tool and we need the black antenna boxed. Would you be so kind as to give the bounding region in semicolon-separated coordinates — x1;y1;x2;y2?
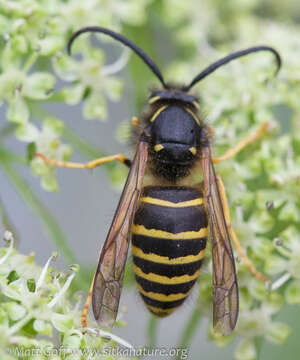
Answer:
184;46;281;91
67;26;167;88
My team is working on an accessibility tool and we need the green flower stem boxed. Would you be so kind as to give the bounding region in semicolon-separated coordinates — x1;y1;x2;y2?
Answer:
0;147;26;165
176;307;202;356
0;195;19;242
7;313;33;336
62;125;105;159
62;124;120;172
255;336;264;360
0;150;89;291
0;123;17;140
22;52;39;73
147;316;158;349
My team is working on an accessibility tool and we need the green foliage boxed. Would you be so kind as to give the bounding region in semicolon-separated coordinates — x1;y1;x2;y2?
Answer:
0;1;300;360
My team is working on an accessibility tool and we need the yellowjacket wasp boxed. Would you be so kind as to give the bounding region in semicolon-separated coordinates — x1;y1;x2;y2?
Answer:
37;27;281;335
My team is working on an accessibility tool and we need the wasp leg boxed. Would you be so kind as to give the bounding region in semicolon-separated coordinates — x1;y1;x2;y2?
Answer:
35;153;132;169
131;116;139;127
213;123;270;164
81;277;94;328
216;175;269;282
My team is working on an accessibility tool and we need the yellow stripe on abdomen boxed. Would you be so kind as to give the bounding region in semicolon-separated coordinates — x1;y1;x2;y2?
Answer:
133;264;201;284
136;284;192;302
147;305;180;315
132;224;208;240
140;196;203;208
132;246;206;265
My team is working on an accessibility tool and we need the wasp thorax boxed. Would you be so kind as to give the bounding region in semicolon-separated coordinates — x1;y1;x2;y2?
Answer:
149;105;202;181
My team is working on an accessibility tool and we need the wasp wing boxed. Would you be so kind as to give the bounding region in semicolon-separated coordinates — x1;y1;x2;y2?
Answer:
200;144;239;335
92;140;148;327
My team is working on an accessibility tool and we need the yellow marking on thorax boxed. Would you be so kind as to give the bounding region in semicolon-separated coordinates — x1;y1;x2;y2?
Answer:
154;144;164;152
150;105;168;122
189;147;197;155
193;101;200;109
132;224;208;240
149;95;161;104
185;107;201;125
140;197;203;208
137;284;191;302
132;246;206;265
133;265;201;284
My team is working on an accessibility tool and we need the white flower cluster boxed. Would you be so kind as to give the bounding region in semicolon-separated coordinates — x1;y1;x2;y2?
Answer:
0;0;152;190
0;232;132;360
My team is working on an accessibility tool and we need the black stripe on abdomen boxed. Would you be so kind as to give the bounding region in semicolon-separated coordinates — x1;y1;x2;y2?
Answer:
141;294;185;309
132;235;206;258
133;256;203;277
134;202;207;233
141;186;202;202
135;275;197;295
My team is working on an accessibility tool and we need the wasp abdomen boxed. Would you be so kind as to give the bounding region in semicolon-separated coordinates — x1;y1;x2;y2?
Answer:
132;186;208;317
